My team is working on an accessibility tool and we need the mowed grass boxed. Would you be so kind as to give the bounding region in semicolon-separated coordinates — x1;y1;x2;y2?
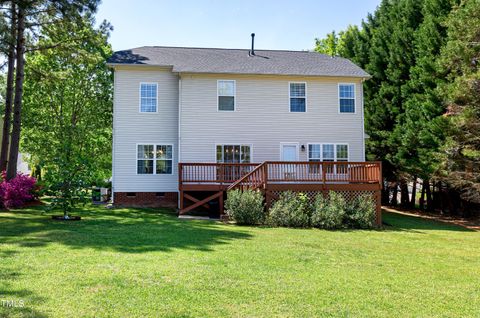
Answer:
0;205;479;317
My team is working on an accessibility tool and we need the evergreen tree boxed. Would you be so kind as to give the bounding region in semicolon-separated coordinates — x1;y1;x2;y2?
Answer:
438;0;480;206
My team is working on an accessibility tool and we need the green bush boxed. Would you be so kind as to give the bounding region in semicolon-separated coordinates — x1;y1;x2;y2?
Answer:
311;192;346;229
225;189;265;225
268;191;311;228
345;194;376;229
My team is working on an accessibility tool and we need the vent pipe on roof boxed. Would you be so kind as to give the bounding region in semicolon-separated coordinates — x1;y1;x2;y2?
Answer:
250;33;255;56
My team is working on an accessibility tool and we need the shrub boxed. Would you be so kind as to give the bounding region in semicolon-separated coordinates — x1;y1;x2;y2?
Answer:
225;189;265;225
311;192;346;229
268;191;311;228
0;172;38;209
344;194;376;229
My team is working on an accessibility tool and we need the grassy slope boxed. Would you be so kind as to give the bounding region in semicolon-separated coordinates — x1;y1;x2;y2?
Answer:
0;206;479;317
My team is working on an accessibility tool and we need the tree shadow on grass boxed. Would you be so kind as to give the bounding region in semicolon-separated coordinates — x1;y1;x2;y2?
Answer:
0;206;253;254
382;211;476;233
0;267;48;318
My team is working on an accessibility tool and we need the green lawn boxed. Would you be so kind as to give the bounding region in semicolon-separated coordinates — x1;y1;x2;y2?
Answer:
0;206;479;317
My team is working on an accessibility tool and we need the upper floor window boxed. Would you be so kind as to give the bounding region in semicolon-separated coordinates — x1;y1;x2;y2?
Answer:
140;83;157;113
290;82;306;112
218;80;235;111
339;84;355;113
137;144;173;174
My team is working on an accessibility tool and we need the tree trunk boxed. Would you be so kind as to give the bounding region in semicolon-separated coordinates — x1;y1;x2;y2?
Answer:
410;176;417;209
400;179;409;208
391;182;398;206
425;179;433;212
381;180;389;205
0;2;16;172
419;180;425;210
6;5;25;180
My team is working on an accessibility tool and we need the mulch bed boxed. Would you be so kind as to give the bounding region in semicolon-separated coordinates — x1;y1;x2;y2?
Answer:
383;206;480;230
51;215;81;221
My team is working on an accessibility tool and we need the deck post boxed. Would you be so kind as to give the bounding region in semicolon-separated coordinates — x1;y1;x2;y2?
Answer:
179;191;184;213
219;192;224;215
375;189;382;226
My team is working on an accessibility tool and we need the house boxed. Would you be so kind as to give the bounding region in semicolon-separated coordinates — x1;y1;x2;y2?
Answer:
107;40;382;222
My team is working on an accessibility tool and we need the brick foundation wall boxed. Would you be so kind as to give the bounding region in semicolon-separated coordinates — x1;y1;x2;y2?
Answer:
114;192;178;208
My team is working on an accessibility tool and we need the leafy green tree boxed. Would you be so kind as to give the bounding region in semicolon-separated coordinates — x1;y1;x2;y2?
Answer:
0;0;101;180
314;31;339;56
22;15;113;217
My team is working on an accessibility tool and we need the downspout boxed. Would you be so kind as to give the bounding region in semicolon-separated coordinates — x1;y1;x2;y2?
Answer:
177;75;182;208
111;68;117;204
361;78;366;161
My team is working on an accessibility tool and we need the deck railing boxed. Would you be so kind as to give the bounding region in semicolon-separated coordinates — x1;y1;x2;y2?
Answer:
178;163;258;184
179;161;381;187
227;162;267;191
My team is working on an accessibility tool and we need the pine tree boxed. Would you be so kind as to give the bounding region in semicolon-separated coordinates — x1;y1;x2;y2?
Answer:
438;0;480;206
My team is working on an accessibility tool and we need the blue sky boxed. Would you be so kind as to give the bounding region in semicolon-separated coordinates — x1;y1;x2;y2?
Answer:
96;0;381;52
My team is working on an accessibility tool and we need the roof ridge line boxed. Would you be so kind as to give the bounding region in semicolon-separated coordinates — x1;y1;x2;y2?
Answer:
136;45;321;54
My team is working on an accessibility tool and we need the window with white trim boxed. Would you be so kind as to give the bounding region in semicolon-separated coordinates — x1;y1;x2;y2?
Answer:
336;144;348;161
339;84;355;113
308;143;349;173
218;80;235;111
137;144;173;174
290;82;306;112
140;83;157;112
216;145;251;163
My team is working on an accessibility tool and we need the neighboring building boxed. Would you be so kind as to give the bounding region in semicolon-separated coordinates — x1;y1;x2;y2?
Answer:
107;44;374;210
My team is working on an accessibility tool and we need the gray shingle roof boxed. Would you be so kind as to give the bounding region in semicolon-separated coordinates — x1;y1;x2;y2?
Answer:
107;46;370;78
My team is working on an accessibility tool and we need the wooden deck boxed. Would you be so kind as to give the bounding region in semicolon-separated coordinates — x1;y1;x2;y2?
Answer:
178;161;383;224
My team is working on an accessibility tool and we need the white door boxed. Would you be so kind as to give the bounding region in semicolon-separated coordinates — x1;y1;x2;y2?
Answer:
281;144;298;161
281;144;298;180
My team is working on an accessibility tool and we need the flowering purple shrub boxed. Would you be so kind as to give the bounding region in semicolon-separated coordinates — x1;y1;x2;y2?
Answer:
0;172;37;209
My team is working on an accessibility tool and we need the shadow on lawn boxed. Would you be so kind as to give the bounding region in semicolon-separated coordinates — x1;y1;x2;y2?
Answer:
0;264;48;317
382;211;476;233
0;206;253;254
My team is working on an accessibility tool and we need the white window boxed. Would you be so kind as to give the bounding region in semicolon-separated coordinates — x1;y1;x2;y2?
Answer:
289;82;306;112
137;144;173;174
216;145;251;163
308;144;321;162
307;143;349;162
336;144;349;161
137;145;154;174
140;83;157;112
339;84;355;113
308;143;349;173
218;80;235;111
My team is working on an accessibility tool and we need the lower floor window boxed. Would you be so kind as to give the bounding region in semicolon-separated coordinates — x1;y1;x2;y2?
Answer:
137;144;173;174
216;145;251;163
308;143;349;173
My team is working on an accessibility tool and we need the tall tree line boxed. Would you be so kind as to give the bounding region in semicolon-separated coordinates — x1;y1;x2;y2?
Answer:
0;0;100;180
315;0;479;214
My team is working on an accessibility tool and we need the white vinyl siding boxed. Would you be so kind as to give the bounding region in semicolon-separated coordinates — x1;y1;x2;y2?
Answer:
140;83;158;112
180;74;364;164
113;67;178;192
